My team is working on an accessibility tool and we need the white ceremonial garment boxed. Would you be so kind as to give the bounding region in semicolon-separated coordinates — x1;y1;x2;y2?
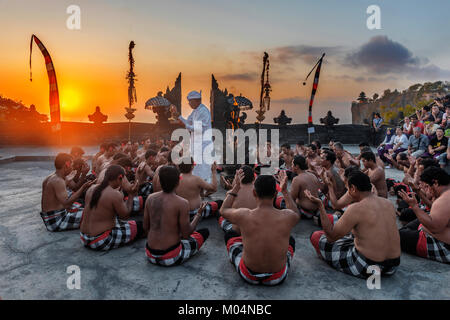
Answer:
178;104;213;182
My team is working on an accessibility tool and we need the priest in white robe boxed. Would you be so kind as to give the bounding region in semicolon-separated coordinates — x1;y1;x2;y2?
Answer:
171;90;213;182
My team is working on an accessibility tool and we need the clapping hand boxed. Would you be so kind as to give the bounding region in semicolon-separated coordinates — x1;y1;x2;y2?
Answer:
398;190;418;208
304;190;322;206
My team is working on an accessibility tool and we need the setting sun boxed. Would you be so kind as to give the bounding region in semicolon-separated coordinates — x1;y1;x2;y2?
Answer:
60;87;82;113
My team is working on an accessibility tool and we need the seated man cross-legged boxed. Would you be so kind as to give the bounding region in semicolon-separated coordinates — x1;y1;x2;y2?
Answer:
220;170;299;286
80;165;144;250
144;165;209;267
41;153;95;232
176;158;222;219
398;167;450;264
308;171;401;279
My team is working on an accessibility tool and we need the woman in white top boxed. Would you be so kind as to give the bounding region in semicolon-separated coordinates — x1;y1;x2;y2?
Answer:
402;117;413;136
388;127;409;159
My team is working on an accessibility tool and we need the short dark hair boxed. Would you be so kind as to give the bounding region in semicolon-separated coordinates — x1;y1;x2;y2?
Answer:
240;165;255;184
296;140;305;146
178;157;194;173
344;165;360;178
348;171;372;192
160;146;170;152
323;149;336;164
360;146;372;153
293;155;308;170
312;140;322;149
113;153;127;161
281;143;291;149
334;142;344;150
54;153;72;169
420;158;439;170
307;144;317;151
159;166;180;193
70;146;85;156
100;142;108;150
107;142;118;150
114;157;133;169
359;141;370;147
420;167;450;186
254;175;277;199
361;151;376;163
145;149;157;160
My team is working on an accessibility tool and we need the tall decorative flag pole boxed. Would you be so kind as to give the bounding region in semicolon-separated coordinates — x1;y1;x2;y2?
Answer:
303;53;325;143
29;34;61;125
125;41;137;141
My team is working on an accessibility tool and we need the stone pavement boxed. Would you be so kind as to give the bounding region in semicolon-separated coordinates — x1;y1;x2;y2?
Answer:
0;157;449;300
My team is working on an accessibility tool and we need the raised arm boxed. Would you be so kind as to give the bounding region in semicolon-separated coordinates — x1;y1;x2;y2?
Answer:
399;190;447;234
179;200;203;239
197;162;218;192
54;178;94;209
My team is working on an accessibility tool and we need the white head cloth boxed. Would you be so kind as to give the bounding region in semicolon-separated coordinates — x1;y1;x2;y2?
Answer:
187;90;202;100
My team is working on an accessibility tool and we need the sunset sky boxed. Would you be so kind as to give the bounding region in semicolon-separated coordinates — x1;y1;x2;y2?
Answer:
1;0;450;124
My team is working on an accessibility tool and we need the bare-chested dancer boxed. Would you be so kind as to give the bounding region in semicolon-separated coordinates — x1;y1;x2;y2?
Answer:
220;171;299;285
399;167;450;264
308;171;401;278
306;144;322;170
40;153;95;232
319;149;346;200
218;166;257;234
92;143;108;175
290;155;322;218
144;165;209;266
80;165;143;250
175;158;221;218
333;142;359;169
361;151;388;198
95;142;118;174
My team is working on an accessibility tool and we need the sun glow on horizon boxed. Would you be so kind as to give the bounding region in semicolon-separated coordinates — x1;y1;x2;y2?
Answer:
60;87;82;113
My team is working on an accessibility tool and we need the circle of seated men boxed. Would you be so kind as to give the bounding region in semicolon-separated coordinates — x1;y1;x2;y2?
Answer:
40;140;450;286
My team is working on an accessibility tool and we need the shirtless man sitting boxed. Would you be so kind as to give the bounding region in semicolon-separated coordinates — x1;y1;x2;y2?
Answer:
80;165;143;250
135;149;158;203
290;155;322;219
306;144;322;171
92;143;108;175
95;142;118;174
220;171;299;286
41;153;95;232
334;142;359;169
144;165;209;266
175;158;222;218
308;171;401;278
398;167;450;264
361;151;388;198
218;166;257;234
319;149;347;201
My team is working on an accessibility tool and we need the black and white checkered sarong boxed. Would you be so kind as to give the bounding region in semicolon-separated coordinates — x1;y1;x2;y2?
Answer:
80;218;137;251
145;230;208;266
39;202;83;232
313;232;400;278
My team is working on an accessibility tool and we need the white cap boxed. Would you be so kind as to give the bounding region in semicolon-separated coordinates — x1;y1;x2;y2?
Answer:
187;90;202;100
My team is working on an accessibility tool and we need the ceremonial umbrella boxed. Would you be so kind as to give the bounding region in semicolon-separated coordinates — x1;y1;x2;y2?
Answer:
227;95;253;111
145;92;172;110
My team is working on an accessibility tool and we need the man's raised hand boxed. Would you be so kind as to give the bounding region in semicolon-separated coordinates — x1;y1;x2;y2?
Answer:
304;190;322;206
398;190;418;207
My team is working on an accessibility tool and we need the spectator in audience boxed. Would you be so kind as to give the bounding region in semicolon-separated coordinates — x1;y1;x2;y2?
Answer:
403;117;413;136
405;127;429;158
427;127;448;160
